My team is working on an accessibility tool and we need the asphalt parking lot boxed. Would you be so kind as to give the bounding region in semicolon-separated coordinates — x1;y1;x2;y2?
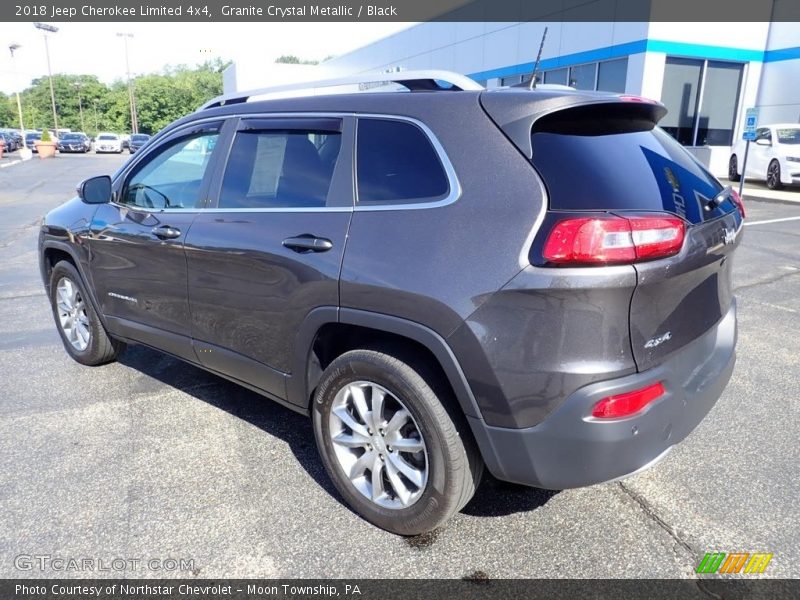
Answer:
0;154;798;579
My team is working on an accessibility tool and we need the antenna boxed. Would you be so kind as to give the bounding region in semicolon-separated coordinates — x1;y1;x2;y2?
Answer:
527;27;548;90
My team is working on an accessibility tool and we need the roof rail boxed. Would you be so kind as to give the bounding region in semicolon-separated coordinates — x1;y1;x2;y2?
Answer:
199;69;484;110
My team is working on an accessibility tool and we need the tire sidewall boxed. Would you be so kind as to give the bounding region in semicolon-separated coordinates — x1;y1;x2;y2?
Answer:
312;352;462;535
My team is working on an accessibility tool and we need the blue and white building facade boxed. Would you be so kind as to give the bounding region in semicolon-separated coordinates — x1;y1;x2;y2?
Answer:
322;21;800;176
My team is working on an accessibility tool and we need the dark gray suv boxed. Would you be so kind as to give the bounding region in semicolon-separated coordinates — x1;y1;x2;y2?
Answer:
38;72;743;534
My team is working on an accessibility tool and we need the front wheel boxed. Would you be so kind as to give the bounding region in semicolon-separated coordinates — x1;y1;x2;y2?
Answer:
728;155;740;182
312;349;483;535
767;160;783;190
49;260;124;365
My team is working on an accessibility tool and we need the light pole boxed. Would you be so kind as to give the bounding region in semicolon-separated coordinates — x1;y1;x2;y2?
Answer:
33;22;59;134
116;33;138;134
73;81;86;132
8;44;26;135
92;99;99;133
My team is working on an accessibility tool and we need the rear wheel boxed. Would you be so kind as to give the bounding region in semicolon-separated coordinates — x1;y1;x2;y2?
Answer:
312;348;483;535
49;260;124;365
767;160;783;190
728;155;740;182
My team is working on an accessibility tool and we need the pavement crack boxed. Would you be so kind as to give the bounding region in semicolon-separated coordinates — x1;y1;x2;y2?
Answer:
733;269;800;293
0;292;45;301
618;482;696;557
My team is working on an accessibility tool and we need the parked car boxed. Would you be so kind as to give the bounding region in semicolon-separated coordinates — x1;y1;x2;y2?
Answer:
25;131;41;152
38;71;743;535
729;124;800;189
94;133;123;154
0;132;18;152
121;134;130;152
128;133;151;154
58;132;92;153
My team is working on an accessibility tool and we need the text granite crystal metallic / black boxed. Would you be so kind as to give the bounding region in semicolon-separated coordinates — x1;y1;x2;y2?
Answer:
37;71;743;535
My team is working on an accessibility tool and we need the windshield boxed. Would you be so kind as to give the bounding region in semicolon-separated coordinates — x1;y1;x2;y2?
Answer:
26;133;41;140
98;135;117;140
63;134;82;140
777;128;800;144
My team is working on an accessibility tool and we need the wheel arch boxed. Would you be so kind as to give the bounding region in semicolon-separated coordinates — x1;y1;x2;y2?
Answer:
41;241;107;329
288;307;483;423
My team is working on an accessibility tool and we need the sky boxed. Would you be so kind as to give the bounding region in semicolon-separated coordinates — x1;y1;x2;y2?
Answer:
0;22;413;94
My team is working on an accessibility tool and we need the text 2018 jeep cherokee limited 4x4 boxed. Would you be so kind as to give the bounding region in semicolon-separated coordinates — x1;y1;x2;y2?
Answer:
38;71;743;535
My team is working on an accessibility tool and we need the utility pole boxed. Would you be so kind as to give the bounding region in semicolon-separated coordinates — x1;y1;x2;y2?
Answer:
33;22;59;133
93;100;99;133
74;81;86;132
116;33;138;134
8;44;26;136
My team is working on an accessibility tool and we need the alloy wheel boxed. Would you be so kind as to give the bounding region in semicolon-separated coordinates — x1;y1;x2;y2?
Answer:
56;277;91;352
328;381;429;509
767;162;781;189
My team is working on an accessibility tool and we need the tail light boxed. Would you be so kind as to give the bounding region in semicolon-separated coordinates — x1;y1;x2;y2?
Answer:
729;188;746;218
542;215;685;265
591;381;665;419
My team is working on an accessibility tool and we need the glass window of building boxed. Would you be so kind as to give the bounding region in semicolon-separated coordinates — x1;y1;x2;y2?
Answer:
544;68;568;85
597;58;628;92
569;63;596;90
660;57;744;146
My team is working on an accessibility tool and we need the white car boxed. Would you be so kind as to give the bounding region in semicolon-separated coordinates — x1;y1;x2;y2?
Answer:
729;124;800;189
94;132;123;154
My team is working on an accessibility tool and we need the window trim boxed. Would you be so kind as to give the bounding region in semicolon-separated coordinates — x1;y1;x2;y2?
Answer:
353;114;461;212
112;112;462;214
111;118;230;214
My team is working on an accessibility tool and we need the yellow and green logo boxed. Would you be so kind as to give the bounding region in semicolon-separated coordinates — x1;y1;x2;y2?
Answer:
696;552;773;574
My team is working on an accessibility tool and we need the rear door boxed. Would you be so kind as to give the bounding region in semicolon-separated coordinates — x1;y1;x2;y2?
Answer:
184;116;354;402
528;103;744;371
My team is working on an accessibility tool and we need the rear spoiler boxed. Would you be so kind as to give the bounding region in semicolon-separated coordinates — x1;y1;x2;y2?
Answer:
479;90;667;159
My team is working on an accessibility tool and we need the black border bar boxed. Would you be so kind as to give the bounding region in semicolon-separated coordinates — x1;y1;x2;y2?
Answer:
3;0;800;22
3;579;799;600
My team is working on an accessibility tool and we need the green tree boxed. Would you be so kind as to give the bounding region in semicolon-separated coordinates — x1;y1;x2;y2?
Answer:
0;93;16;128
276;54;319;65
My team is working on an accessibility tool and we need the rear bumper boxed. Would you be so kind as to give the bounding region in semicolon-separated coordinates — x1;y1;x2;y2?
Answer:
469;300;737;489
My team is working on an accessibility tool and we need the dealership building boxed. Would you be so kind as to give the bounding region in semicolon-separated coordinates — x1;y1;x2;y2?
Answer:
227;21;800;177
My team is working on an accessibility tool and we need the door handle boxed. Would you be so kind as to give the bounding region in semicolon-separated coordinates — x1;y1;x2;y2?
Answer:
282;235;334;253
152;225;182;240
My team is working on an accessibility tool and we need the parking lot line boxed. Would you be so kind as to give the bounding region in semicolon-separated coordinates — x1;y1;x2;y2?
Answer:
744;216;800;226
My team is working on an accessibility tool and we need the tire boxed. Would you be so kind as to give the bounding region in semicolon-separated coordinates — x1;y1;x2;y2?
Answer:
49;260;124;366
728;155;740;182
767;160;783;190
312;348;483;535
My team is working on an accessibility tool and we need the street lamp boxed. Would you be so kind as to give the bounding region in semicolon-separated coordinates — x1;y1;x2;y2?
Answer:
8;44;26;136
116;32;139;134
33;22;59;134
73;81;86;132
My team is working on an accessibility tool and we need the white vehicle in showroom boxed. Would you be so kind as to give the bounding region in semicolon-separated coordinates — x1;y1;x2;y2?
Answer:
94;132;123;154
729;124;800;189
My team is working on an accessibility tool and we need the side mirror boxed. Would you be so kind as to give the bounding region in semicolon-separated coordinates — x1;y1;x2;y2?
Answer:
755;138;771;146
78;175;112;204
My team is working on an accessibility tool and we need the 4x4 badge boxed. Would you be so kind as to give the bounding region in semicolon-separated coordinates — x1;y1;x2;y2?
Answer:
723;228;736;245
645;331;672;349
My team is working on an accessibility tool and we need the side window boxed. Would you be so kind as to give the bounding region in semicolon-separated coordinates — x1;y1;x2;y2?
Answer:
356;118;450;205
122;130;220;210
219;128;341;209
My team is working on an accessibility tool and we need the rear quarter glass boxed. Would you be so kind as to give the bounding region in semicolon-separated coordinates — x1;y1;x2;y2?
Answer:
530;114;737;224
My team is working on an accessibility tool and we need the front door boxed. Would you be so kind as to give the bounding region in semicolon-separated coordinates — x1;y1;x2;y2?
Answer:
185;116;354;401
88;121;226;357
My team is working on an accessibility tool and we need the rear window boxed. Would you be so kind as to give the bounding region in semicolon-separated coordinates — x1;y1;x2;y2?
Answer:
530;104;734;223
131;134;150;142
356;118;449;205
